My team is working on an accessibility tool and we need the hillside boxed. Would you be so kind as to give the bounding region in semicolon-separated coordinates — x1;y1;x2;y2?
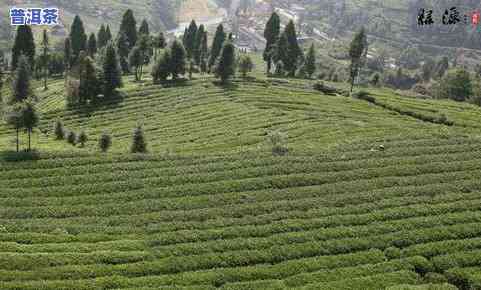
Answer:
1;52;481;289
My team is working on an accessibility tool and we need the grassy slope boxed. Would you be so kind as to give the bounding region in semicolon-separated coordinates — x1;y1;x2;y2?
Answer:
1;54;481;288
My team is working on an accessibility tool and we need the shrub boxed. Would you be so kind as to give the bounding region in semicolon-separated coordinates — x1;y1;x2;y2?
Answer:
385;247;402;259
99;132;112;153
267;129;288;156
54;120;65;140
77;131;88;147
67;131;77;145
354;90;376;103
131;125;148;153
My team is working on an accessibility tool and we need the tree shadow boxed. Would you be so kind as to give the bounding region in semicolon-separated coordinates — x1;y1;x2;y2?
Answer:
68;90;126;118
0;150;40;162
156;78;191;88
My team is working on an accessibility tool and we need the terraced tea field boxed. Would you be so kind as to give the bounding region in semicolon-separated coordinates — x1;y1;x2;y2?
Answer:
2;70;481;289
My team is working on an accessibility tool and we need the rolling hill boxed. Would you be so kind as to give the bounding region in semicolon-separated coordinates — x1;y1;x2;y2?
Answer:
1;53;481;289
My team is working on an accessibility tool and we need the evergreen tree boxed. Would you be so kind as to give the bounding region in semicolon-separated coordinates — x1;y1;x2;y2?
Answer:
12;25;35;70
87;33;97;57
69;15;87;63
153;31;166;59
97;24;108;49
11;55;32;103
54;120;65;140
119;9;137;50
41;29;49;90
99;132;112;152
200;32;208;60
64;37;72;71
152;49;172;83
105;25;113;43
194;24;205;64
131;125;148;153
5;103;24;152
349;27;368;93
169;40;187;80
77;131;88;147
283;20;303;76
304;43;316;78
102;43;123;97
436;56;449;79
116;32;130;73
238;55;254;78
21;100;39;152
138;19;150;36
215;41;236;83
79;56;99;103
263;12;280;74
272;32;288;75
209;24;226;70
129;46;143;81
67;131;77;145
184;20;198;59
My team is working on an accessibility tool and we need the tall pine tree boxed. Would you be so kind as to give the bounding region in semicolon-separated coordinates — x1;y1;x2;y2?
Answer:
349;27;367;93
194;24;206;65
116;32;130;74
119;9;137;50
69;15;87;63
64;37;72;71
304;43;316;78
153;31;166;59
138;19;150;36
170;40;187;80
102;43;123;97
12;25;35;70
11;55;32;103
263;12;280;74
88;33;97;57
41;29;49;90
283;20;303;76
105;25;113;43
209;24;226;70
184;20;198;59
97;24;108;49
215;41;236;83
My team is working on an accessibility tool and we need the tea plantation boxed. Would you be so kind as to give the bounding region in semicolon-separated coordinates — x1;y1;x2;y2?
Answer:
1;71;481;289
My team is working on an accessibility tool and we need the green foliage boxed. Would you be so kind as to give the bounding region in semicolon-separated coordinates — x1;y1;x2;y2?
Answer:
263;12;281;74
437;68;472;102
116;32;131;74
99;132;112;152
435;57;449;79
398;46;422;69
119;9;138;50
77;131;88;147
129;46;144;81
54;120;65;140
183;20;198;59
67;130;77;145
138;19;150;36
193;24;206;65
78;56;100;103
11;25;35;70
131;125;148;153
69;15;87;63
304;44;317;78
101;43;123;97
268;129;288;156
238;55;254;78
349;27;368;92
64;37;72;70
97;25;109;50
209;24;226;70
11;55;32;103
170;40;187;80
87;33;97;57
151;49;171;83
283;20;303;77
215;42;236;83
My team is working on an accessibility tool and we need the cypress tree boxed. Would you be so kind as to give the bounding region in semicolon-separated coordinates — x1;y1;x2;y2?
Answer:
194;24;205;65
99;132;112;152
79;56;99;103
102;43;123;97
21;100;39;152
263;12;280;74
97;24;108;49
41;29;49;90
215;41;236;83
209;24;226;70
69;15;87;62
153;31;166;59
87;33;97;57
105;25;113;43
304;43;316;78
152;49;172;83
12;25;35;70
64;37;72;71
184;20;198;59
170;40;187;80
273;32;288;75
139;19;150;36
283;20;303;76
5;103;24;152
116;32;130;74
119;9;137;50
349;27;367;93
131;125;148;153
11;55;32;103
200;32;208;60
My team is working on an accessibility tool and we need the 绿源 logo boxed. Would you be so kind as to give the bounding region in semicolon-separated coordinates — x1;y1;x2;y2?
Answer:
10;7;59;26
